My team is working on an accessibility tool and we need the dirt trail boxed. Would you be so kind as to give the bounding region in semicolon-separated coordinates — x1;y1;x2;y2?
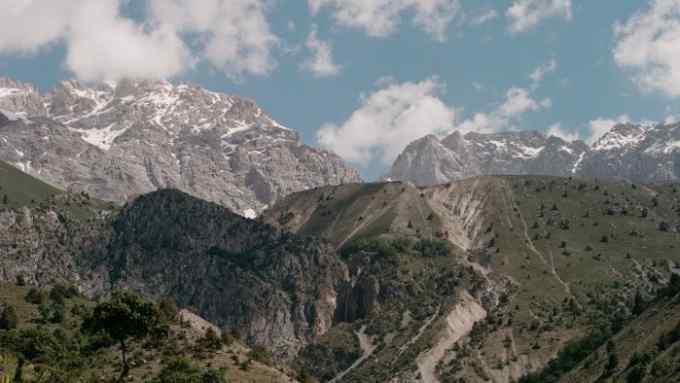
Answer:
329;325;376;383
505;185;573;298
416;293;487;383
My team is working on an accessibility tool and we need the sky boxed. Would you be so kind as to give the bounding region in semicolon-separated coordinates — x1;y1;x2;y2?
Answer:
1;0;679;180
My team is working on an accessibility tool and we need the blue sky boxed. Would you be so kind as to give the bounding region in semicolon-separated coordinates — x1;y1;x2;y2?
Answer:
1;0;679;179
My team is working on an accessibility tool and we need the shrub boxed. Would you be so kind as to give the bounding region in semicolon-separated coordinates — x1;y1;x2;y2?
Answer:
0;305;18;330
150;358;225;383
25;288;46;305
248;345;273;366
198;327;222;352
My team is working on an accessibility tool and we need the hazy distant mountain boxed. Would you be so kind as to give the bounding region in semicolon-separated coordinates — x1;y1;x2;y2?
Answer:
389;123;680;185
0;77;361;216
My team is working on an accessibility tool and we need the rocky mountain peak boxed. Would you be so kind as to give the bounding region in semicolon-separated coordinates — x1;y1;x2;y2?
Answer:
0;77;361;216
0;77;45;117
591;122;655;152
390;121;680;186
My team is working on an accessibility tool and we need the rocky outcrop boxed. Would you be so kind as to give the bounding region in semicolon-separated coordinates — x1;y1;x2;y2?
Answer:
0;78;361;215
389;123;680;185
86;189;348;361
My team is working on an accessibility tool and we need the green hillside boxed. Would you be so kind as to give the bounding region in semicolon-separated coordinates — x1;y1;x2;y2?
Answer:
0;283;296;383
0;161;61;208
265;176;680;383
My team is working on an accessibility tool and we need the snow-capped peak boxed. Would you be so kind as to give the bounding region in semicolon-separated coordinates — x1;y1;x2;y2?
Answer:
592;123;653;152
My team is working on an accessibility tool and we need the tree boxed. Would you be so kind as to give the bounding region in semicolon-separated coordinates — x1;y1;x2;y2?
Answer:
0;305;18;330
83;290;166;381
158;296;178;322
632;290;645;316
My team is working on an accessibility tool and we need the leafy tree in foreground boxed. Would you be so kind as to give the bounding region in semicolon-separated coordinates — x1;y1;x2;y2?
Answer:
82;290;166;381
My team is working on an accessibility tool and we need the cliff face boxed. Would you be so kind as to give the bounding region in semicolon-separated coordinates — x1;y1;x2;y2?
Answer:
0;78;361;216
91;189;348;361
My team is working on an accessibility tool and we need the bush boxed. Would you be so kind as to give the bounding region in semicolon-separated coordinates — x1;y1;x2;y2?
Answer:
49;284;79;304
0;305;18;330
25;288;46;305
150;358;226;383
197;327;223;352
159;296;178;322
248;345;273;366
414;239;451;257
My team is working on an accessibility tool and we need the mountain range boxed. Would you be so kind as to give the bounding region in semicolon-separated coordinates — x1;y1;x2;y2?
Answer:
2;159;679;382
389;123;680;186
0;77;360;217
1;75;680;383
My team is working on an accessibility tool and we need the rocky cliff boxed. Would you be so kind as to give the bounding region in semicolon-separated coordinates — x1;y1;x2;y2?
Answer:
390;123;680;186
0;77;361;216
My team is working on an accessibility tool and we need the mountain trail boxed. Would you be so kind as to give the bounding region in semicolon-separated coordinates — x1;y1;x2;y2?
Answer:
329;325;376;383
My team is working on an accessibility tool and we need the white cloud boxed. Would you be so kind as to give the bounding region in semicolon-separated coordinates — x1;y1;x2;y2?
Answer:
547;123;579;142
529;58;557;89
66;1;190;82
0;0;278;82
309;0;462;41
507;0;572;33
317;78;456;165
469;8;499;26
613;0;680;97
587;115;631;144
457;87;551;133
149;0;278;78
301;25;341;78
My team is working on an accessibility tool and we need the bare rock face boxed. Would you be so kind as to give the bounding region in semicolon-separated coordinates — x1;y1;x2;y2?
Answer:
389;123;680;185
0;77;361;215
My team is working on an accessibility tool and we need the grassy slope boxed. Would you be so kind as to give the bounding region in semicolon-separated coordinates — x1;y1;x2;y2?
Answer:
0;283;296;383
0;161;61;208
264;175;680;383
559;293;680;383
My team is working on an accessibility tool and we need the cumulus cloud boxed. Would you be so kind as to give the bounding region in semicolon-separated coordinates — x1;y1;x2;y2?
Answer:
529;58;557;89
308;0;462;41
301;25;341;78
587;115;631;144
149;0;278;78
507;0;572;33
317;78;456;165
457;87;551;133
613;0;680;97
0;0;278;82
546;123;579;142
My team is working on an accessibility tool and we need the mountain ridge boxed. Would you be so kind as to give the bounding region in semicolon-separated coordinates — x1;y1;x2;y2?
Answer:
0;77;361;216
389;123;680;186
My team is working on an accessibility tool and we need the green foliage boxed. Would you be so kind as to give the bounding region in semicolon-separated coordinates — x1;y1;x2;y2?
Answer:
413;239;451;257
1;327;62;361
150;358;226;383
48;284;79;305
0;305;18;330
159;296;178;322
248;346;273;366
82;290;166;378
24;288;46;305
197;327;222;352
518;328;610;383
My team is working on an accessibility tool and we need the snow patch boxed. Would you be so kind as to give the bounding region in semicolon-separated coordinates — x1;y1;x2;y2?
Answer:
572;152;585;175
242;208;257;220
0;109;29;122
69;124;128;151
